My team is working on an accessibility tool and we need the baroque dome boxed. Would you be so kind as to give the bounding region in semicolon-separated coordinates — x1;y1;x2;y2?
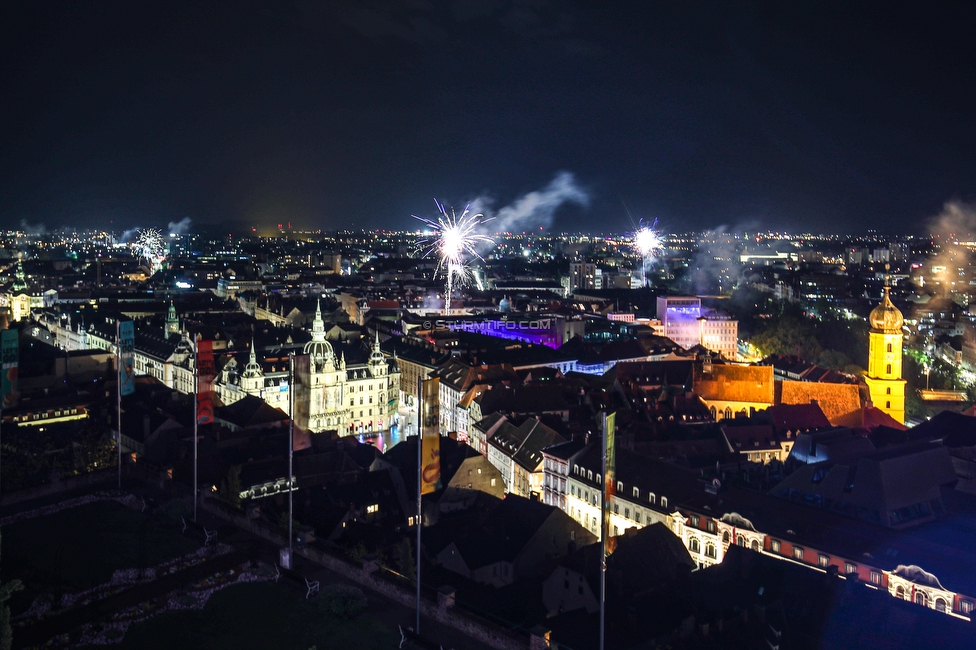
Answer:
869;288;904;332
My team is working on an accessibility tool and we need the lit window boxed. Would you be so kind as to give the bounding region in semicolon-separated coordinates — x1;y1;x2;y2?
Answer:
870;571;882;585
845;562;857;575
770;539;781;553
818;554;830;568
366;504;379;514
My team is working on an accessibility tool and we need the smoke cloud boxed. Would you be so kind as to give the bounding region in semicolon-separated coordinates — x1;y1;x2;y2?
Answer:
167;217;193;235
469;171;590;232
120;228;140;243
19;219;47;235
926;201;976;294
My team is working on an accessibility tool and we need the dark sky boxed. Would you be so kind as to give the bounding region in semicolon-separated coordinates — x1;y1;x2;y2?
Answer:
3;1;975;235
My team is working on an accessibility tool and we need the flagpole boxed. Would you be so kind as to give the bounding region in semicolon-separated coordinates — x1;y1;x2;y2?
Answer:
415;375;422;634
193;342;198;522
600;411;608;650
116;321;122;490
288;352;295;564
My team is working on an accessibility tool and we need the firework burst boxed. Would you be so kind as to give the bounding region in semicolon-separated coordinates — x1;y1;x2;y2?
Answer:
414;200;493;314
632;219;662;288
134;228;167;274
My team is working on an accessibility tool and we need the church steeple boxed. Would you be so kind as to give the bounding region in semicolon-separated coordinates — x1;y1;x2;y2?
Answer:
864;284;906;424
165;301;179;336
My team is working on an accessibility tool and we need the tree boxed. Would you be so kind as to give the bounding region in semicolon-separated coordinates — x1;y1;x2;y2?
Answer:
396;538;416;583
0;532;24;650
219;465;242;507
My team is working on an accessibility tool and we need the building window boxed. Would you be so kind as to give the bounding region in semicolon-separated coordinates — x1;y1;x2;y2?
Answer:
691;515;700;527
896;586;905;599
705;543;716;559
624;508;630;519
613;504;619;514
736;535;745;547
648;493;655;504
793;547;804;561
818;554;830;568
887;343;892;353
936;598;947;613
870;571;882;585
751;539;760;552
588;470;593;480
690;538;700;553
632;487;639;498
770;539;781;553
844;562;857;575
617;481;624;493
961;600;974;614
886;401;891;409
915;592;927;606
660;497;667;508
491;478;496;487
886;387;891;395
886;363;892;374
707;520;716;533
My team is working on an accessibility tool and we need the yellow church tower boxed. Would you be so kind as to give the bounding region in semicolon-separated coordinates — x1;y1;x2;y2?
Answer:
864;286;906;424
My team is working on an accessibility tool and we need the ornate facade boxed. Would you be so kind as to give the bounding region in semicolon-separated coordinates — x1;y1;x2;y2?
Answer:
215;301;399;436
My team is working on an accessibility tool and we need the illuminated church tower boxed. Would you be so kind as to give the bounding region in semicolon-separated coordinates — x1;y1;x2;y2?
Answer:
864;286;906;424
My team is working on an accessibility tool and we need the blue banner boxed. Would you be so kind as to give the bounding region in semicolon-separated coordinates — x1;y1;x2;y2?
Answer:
119;320;135;396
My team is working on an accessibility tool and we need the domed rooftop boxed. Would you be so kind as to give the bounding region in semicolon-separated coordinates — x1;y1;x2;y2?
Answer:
303;300;335;366
869;287;904;333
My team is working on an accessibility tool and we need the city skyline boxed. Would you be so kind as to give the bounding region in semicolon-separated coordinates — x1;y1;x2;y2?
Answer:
3;2;976;235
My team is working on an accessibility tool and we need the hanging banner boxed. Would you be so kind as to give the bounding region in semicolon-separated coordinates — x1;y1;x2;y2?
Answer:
1;329;19;409
292;354;312;451
119;321;136;396
603;411;617;554
196;340;215;425
420;377;441;495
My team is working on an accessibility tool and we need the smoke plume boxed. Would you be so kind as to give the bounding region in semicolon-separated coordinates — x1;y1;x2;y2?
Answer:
469;171;590;232
167;217;193;235
19;219;47;235
926;201;976;294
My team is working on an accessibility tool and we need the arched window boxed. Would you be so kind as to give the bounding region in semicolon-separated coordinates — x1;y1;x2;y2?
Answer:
936;598;947;613
724;407;732;420
690;538;700;553
710;406;716;419
617;481;624;493
886;363;892;374
886;387;891;395
737;535;746;547
887;343;892;353
632;487;639;498
722;531;731;544
915;592;928;606
660;497;667;508
751;539;760;552
886;401;891;409
648;493;656;505
895;586;905;599
705;543;716;559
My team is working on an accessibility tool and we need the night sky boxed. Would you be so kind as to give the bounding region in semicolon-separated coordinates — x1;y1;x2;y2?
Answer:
3;1;975;235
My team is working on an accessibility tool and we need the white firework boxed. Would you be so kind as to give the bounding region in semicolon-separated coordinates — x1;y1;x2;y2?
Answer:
632;219;662;288
414;200;493;315
134;228;167;273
